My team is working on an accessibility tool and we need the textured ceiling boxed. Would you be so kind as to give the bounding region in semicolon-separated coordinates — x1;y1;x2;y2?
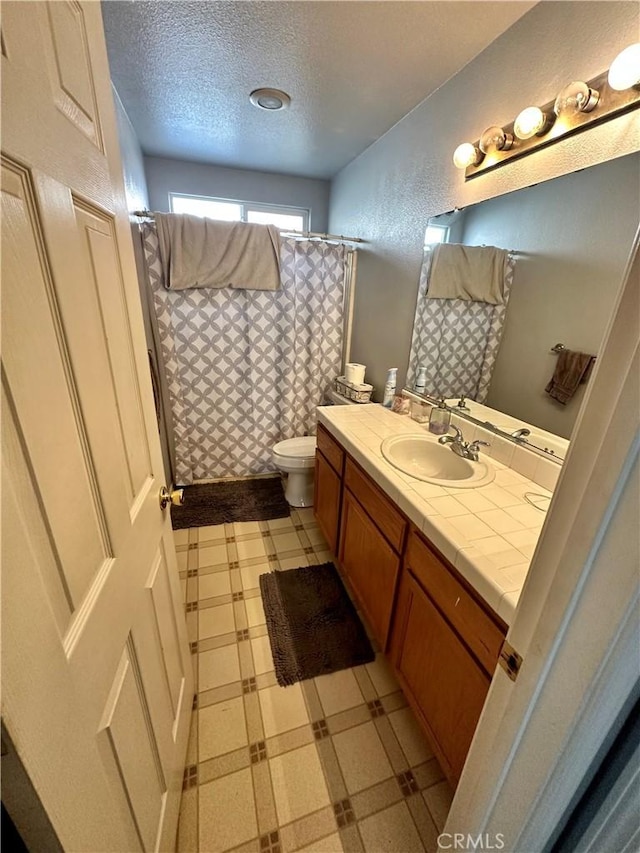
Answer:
102;1;535;179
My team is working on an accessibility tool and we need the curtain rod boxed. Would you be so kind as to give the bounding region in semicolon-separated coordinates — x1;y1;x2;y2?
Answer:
132;210;365;245
424;243;524;256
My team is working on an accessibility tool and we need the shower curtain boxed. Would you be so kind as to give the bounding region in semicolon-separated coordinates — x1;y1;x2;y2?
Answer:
407;247;515;402
141;223;347;484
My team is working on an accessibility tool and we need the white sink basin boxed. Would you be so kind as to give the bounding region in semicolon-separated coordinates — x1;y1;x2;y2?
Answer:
380;434;495;488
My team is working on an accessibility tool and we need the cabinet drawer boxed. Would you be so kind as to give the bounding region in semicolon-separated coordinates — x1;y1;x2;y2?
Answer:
317;424;345;475
406;531;505;674
345;458;406;553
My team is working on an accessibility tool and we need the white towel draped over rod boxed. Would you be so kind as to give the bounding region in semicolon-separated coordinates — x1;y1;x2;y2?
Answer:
132;210;365;245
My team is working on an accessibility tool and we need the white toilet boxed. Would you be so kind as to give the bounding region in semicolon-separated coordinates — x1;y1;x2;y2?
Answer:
272;436;318;507
272;390;357;507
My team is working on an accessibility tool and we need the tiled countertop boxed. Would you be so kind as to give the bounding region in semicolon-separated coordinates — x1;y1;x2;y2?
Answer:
317;404;553;625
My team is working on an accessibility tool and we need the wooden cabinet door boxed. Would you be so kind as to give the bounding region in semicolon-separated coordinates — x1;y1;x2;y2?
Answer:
392;572;491;782
407;531;506;673
339;488;400;647
314;451;342;553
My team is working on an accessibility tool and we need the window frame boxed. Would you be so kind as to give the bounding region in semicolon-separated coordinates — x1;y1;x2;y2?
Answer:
169;193;310;232
424;223;450;247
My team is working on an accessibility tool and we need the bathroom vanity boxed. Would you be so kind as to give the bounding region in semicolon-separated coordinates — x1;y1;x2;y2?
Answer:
314;404;554;785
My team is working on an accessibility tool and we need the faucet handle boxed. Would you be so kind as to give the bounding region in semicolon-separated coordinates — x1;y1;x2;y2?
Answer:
468;439;490;451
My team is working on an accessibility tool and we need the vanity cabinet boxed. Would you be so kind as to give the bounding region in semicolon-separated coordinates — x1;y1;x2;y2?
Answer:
314;422;508;786
390;531;506;782
314;425;345;553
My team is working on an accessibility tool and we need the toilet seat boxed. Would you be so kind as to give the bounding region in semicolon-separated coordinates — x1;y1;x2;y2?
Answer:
272;436;317;469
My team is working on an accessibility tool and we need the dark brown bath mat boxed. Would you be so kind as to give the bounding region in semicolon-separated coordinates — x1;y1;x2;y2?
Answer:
260;563;375;686
171;476;290;530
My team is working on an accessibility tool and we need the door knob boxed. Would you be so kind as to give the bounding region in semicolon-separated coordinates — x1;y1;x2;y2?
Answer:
159;486;185;510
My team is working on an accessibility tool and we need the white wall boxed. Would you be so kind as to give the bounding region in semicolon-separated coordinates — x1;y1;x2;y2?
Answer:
329;1;640;406
145;156;331;232
459;154;640;438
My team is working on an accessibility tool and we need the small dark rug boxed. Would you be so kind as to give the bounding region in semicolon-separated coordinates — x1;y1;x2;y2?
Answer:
171;477;290;530
260;563;375;686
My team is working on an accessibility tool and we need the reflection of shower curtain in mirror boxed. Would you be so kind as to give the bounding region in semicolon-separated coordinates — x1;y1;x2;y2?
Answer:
407;249;515;402
141;223;347;484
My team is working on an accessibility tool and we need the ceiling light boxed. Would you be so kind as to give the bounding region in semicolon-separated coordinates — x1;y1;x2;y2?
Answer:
479;125;513;153
554;81;599;117
608;43;640;91
513;106;551;140
453;143;482;169
249;88;291;111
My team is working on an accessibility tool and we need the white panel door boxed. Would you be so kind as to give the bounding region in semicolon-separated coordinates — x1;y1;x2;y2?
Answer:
1;2;194;850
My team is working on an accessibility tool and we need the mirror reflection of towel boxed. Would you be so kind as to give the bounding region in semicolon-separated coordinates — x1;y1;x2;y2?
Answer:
545;349;595;404
427;243;508;305
156;213;281;291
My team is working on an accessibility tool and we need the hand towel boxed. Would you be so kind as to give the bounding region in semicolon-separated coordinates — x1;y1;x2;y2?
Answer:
427;243;508;305
155;213;281;291
545;349;595;404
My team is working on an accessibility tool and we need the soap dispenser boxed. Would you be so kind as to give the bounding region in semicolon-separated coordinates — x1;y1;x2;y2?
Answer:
414;366;428;396
382;368;398;408
429;398;451;435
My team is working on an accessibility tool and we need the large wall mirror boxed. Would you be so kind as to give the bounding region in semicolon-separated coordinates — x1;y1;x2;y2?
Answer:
407;152;639;459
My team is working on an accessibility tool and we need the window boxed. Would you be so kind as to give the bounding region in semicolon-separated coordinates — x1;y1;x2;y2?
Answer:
171;196;242;221
424;223;450;246
246;209;306;232
169;193;309;232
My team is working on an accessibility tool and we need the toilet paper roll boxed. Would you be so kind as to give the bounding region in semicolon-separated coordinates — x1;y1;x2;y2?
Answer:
345;363;366;384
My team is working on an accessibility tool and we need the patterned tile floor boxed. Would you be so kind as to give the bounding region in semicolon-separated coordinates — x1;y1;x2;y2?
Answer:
174;503;453;853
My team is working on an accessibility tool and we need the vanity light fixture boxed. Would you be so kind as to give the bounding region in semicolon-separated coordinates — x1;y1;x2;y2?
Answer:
479;125;513;153
453;142;483;169
454;49;640;179
608;43;640;91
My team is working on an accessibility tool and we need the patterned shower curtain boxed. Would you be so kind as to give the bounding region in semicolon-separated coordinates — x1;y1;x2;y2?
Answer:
407;248;515;402
141;224;347;484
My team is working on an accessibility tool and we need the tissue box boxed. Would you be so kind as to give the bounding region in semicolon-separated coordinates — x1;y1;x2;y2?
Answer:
335;376;373;403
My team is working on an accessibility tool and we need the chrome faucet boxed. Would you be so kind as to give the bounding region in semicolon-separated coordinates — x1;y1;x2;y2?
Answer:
511;428;531;440
438;425;490;462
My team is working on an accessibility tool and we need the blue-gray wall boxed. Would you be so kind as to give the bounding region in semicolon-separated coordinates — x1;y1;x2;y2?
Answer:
112;86;149;212
144;156;330;232
112;88;174;484
329;1;640;403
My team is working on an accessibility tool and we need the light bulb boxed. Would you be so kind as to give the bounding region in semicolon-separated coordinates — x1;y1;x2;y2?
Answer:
513;107;549;140
554;81;599;116
479;125;513;153
608;43;640;91
453;142;482;169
